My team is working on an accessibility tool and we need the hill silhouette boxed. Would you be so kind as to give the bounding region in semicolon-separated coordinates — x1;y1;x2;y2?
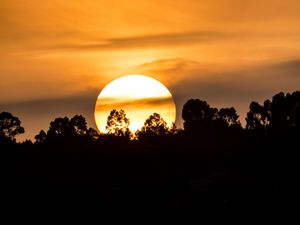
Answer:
1;91;299;215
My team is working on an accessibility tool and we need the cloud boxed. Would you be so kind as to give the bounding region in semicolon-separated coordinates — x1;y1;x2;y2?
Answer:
42;31;227;51
268;60;300;78
96;96;174;111
133;58;204;88
136;58;199;74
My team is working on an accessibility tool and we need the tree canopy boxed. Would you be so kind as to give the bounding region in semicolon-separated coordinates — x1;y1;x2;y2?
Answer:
35;115;98;145
0;112;25;141
136;113;170;139
246;91;300;131
182;99;241;133
106;109;131;138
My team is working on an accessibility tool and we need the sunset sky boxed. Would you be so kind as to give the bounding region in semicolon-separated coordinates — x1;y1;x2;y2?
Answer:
1;0;300;140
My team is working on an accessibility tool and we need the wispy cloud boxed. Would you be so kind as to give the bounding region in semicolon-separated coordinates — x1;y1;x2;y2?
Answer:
42;31;227;51
96;96;174;111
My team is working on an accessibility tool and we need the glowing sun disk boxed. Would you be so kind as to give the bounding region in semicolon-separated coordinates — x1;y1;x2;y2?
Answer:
94;75;176;133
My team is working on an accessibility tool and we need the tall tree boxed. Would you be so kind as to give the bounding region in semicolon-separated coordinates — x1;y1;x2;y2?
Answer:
69;115;88;136
106;109;131;137
216;107;241;129
39;115;98;144
246;91;300;131
270;92;300;130
35;130;47;144
136;113;169;139
182;99;218;132
246;101;270;130
47;117;70;139
0;112;25;141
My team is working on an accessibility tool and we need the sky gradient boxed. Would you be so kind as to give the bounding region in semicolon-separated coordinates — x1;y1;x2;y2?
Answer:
1;0;300;140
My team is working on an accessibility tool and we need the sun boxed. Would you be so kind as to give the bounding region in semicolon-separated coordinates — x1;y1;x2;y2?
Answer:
94;75;176;133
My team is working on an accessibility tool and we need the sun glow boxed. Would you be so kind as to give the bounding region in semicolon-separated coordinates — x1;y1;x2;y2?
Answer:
94;75;176;133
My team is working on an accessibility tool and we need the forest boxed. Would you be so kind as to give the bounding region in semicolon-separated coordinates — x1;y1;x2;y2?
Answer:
1;91;299;214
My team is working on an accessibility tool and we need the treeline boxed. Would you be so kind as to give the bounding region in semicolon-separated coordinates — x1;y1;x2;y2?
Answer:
1;91;299;213
1;90;300;146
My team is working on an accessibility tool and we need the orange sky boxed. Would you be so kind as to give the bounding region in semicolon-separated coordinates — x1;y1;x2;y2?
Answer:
1;0;300;140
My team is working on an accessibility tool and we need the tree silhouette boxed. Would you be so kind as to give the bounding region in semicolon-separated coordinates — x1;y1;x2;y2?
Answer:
136;113;169;139
35;130;47;144
169;122;178;135
182;99;218;132
246;91;300;131
106;109;131;137
39;115;98;144
246;101;270;130
47;117;71;139
270;91;300;130
69;115;88;136
288;91;300;130
0;112;25;141
216;107;241;129
85;127;99;143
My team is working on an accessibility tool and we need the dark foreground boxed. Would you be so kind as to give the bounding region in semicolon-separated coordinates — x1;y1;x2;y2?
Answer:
2;131;297;215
